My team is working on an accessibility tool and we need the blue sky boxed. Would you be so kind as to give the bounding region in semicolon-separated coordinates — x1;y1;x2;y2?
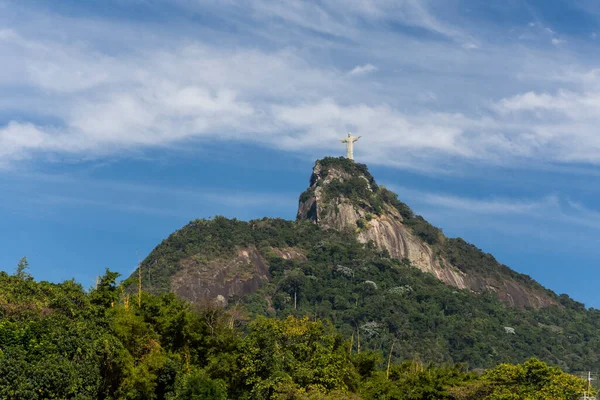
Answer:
3;0;600;307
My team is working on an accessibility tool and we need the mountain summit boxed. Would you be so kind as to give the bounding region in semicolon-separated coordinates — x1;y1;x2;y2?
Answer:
137;157;555;309
297;157;554;308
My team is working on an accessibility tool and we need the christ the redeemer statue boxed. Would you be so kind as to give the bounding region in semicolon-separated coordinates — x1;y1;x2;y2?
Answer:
341;132;361;160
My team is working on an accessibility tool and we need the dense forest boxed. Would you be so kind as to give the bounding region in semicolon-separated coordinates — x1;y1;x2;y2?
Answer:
134;216;600;372
0;262;593;399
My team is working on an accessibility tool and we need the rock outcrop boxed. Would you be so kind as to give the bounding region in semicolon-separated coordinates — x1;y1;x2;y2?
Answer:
297;157;555;308
171;246;270;305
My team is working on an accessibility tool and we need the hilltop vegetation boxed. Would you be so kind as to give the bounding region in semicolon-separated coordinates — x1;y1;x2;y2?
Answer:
0;263;593;399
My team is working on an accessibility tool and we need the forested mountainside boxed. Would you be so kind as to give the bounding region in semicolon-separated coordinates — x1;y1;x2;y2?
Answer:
132;216;600;372
0;266;593;400
128;158;600;371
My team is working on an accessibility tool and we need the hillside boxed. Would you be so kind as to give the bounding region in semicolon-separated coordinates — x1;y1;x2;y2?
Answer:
129;157;600;371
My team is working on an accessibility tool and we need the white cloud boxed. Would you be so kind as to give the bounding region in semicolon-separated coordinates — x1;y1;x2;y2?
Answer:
187;0;477;46
0;123;55;163
389;185;600;233
0;33;340;163
489;88;600;163
462;42;479;50
389;185;560;215
518;20;566;48
421;193;559;215
494;90;600;116
0;28;17;40
0;18;487;169
3;1;600;172
272;99;489;161
348;63;377;76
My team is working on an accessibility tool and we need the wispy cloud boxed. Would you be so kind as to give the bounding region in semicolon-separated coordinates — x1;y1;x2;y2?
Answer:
421;193;559;215
177;0;477;46
348;64;377;76
389;185;557;215
389;185;600;233
518;20;565;47
0;172;297;219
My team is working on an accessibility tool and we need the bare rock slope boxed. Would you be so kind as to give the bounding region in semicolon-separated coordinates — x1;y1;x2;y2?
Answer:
132;216;314;306
297;157;555;308
171;246;270;305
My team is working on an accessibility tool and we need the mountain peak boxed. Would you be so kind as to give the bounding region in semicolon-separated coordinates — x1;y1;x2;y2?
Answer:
297;157;417;232
297;157;397;226
297;157;556;309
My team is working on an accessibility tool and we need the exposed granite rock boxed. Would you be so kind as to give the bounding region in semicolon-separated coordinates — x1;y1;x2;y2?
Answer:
171;246;270;304
269;247;307;261
297;158;556;309
297;159;468;289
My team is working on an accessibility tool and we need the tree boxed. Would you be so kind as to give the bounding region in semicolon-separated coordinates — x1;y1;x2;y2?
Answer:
239;316;357;399
450;358;593;400
90;269;121;312
279;269;306;310
171;368;227;400
14;256;31;279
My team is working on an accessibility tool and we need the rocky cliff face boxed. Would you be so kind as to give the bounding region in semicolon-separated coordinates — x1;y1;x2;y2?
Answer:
170;246;270;306
297;157;555;308
167;245;308;306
